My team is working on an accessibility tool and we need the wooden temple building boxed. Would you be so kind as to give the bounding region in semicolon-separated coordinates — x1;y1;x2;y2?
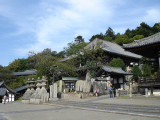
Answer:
61;38;142;91
123;32;160;94
0;81;17;103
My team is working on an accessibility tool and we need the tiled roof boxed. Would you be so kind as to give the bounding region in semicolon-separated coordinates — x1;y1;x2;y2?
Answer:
102;66;131;75
14;85;27;93
13;70;37;76
99;39;142;59
0;81;17;94
123;32;160;48
62;77;78;81
61;38;142;62
0;88;7;96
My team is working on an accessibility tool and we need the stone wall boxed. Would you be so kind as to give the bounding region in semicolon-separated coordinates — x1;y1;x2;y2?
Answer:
92;81;108;95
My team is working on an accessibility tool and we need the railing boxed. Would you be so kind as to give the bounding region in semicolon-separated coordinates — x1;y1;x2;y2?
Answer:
138;77;160;86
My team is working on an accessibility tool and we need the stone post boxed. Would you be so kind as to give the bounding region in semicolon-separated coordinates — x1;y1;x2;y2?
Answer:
145;88;148;97
129;82;132;97
50;85;54;99
30;78;35;94
116;89;119;97
59;80;62;92
53;83;57;98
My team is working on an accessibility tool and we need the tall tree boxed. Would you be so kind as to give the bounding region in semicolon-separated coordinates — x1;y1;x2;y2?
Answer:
114;34;129;46
135;22;153;37
74;35;84;44
105;27;115;40
89;34;104;42
129;35;144;43
64;42;88;56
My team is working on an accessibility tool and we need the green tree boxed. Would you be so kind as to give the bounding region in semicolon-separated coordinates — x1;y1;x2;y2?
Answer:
8;58;32;72
89;33;104;42
135;22;153;37
105;27;115;40
85;61;96;77
64;42;88;56
103;36;113;42
74;35;84;44
152;23;160;33
109;58;125;70
129;35;144;43
114;34;129;46
131;65;142;82
0;65;15;84
142;64;151;77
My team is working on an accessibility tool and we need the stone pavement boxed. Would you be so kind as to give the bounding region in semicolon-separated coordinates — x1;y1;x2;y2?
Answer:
82;95;160;106
0;98;160;120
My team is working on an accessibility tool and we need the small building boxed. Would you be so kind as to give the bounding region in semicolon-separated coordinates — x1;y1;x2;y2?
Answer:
62;77;78;92
99;66;131;89
0;81;17;103
14;85;27;100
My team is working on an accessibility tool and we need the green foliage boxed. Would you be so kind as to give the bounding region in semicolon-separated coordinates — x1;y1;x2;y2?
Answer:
109;58;125;70
103;36;113;42
8;58;32;72
85;61;96;77
131;65;142;81
64;42;88;56
115;34;129;45
75;35;84;44
35;55;56;77
129;35;144;43
105;27;115;40
142;64;151;77
152;23;160;33
135;22;153;37
0;65;15;84
89;33;104;42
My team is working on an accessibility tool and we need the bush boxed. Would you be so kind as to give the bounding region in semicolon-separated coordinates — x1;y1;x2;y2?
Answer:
131;65;142;82
109;58;125;70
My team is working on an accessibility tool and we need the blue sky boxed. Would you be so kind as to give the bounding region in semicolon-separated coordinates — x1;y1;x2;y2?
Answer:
0;0;160;66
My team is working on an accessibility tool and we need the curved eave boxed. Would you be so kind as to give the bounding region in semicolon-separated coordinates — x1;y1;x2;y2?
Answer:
123;32;160;49
102;48;142;60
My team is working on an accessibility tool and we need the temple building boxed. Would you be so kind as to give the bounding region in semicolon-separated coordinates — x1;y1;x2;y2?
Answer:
0;81;17;103
61;38;142;93
123;32;160;95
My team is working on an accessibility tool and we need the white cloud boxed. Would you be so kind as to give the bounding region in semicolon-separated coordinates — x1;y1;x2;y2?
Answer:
12;0;117;56
143;9;160;23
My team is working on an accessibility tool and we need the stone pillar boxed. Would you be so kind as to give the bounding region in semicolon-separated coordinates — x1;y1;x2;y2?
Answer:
116;89;119;97
53;83;57;98
59;80;62;92
30;78;35;93
50;85;54;99
145;88;148;97
41;76;49;103
22;78;33;104
129;82;132;97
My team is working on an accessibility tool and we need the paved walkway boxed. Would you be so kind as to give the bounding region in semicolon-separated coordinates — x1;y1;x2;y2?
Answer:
72;95;160;106
0;96;160;120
